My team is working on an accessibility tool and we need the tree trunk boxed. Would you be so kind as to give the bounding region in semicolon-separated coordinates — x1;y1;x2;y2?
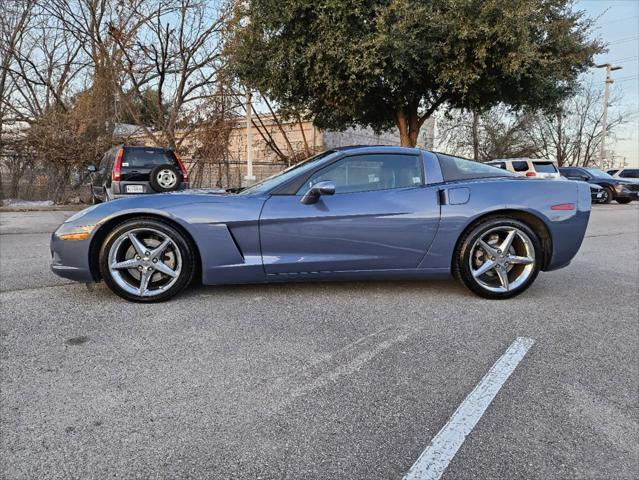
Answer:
397;111;411;146
396;108;420;147
472;110;480;161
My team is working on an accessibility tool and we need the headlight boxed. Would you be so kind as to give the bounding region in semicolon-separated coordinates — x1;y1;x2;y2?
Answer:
64;204;100;223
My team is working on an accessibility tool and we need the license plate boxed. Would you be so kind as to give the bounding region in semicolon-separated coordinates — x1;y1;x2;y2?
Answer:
596;193;603;198
126;185;144;193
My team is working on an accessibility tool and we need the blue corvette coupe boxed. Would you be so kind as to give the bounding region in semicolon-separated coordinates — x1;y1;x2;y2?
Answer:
51;146;591;302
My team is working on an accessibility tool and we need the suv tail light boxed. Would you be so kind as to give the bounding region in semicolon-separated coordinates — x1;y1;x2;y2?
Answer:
112;148;124;181
525;171;537;177
174;153;189;182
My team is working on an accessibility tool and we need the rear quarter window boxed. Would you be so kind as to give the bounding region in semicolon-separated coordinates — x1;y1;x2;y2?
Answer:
436;154;516;181
122;149;177;169
532;161;558;173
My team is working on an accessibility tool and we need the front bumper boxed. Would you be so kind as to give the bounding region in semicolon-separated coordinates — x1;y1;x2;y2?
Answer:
616;188;639;200
50;229;94;282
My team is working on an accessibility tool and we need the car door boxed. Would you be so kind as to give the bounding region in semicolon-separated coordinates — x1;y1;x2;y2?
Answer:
259;153;441;275
93;150;112;201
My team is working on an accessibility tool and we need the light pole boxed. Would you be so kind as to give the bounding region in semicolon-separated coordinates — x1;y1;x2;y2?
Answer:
596;63;622;167
244;88;256;186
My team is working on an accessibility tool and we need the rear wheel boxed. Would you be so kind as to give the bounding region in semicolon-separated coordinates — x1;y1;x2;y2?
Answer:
99;218;195;302
453;217;542;299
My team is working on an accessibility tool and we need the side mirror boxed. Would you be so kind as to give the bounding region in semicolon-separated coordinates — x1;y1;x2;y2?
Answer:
300;180;336;205
87;165;97;173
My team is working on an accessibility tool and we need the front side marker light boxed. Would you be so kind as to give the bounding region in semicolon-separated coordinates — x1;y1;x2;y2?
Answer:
58;231;91;241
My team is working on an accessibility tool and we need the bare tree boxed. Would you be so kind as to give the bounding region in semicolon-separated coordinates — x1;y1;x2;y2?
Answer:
436;106;538;161
109;0;228;149
531;79;630;168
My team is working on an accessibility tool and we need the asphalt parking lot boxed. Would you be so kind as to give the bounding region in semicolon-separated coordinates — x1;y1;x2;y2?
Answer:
1;204;637;479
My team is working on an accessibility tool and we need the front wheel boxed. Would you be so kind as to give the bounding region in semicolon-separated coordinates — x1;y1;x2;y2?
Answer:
453;218;541;299
616;198;632;204
601;186;614;204
99;218;195;302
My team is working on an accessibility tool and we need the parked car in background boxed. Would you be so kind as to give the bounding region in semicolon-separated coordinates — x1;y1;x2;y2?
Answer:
607;168;639;181
485;158;560;180
559;166;639;204
88;146;189;202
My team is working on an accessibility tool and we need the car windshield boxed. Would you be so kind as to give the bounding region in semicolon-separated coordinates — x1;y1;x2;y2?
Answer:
583;167;614;179
123;148;176;168
238;150;338;195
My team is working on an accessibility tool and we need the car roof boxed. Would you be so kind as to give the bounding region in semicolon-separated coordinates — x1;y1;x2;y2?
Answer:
491;157;536;162
332;145;422;155
122;145;174;152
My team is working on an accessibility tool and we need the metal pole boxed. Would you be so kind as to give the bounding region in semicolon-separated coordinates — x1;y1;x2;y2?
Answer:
244;88;256;186
596;63;622;167
599;65;611;166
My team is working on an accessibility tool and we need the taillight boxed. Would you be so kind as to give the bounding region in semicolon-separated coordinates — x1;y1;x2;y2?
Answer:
112;148;124;181
525;171;537;177
551;203;575;211
174;152;189;182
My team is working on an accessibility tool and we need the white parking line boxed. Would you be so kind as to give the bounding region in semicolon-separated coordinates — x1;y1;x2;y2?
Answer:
403;337;535;480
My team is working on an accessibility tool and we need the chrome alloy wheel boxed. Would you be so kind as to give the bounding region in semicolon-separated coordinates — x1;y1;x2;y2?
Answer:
157;169;178;189
469;226;535;293
107;228;182;297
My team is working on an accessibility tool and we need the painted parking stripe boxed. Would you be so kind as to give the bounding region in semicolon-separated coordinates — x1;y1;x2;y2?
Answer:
403;337;535;480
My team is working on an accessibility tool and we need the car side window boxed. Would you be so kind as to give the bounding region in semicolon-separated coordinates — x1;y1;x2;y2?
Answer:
620;170;639;179
297;154;422;195
576;169;591;179
511;161;529;172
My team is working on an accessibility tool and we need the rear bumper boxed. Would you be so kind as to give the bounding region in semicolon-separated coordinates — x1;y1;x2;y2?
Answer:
110;182;189;198
544;182;591;271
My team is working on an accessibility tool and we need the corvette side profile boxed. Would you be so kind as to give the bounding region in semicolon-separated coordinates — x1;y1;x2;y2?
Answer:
51;147;591;302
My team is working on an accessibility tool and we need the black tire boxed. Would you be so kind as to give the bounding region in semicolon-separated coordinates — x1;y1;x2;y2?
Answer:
98;218;195;302
149;164;182;193
600;186;614;204
453;217;542;299
616;198;632;204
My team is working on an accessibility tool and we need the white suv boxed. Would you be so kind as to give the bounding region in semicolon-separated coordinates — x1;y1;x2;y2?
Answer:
485;158;561;180
607;168;639;181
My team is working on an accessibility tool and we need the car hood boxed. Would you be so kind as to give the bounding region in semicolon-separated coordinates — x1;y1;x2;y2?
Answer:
616;178;639;185
61;191;265;228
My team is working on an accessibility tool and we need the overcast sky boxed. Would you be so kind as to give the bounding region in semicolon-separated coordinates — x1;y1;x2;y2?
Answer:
578;0;639;167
